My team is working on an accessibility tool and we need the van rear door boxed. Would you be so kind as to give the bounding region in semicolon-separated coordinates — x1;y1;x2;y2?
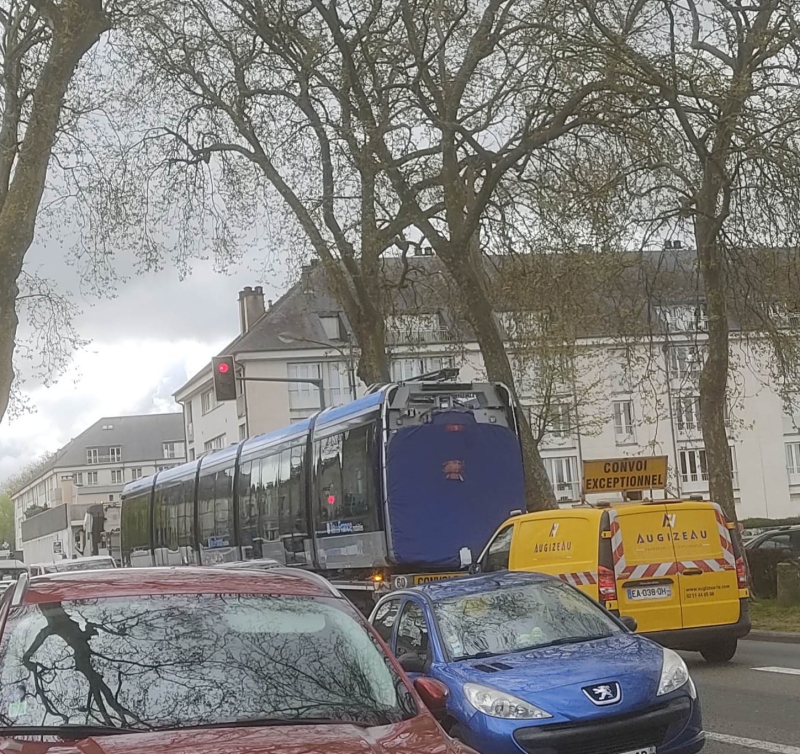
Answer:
613;505;682;632
671;502;740;628
512;513;601;599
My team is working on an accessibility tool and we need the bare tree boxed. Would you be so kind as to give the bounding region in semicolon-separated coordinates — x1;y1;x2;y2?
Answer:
566;0;800;531
297;0;627;509
0;0;113;424
117;0;456;384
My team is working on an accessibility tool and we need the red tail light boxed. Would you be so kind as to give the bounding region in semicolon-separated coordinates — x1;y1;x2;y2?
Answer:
598;566;618;602
736;556;748;590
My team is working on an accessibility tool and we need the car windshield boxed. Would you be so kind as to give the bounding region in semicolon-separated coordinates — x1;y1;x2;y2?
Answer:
0;594;415;731
433;581;621;660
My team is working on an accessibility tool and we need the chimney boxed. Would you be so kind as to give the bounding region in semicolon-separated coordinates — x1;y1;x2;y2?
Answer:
238;285;266;334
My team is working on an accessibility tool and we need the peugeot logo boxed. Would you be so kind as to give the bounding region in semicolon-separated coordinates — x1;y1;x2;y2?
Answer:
583;682;622;706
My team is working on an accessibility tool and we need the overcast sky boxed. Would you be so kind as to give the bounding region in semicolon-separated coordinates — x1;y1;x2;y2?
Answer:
0;237;288;486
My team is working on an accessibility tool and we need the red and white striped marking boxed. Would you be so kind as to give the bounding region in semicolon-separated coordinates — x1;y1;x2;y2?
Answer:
617;561;679;579
713;503;737;568
558;571;597;588
608;509;627;579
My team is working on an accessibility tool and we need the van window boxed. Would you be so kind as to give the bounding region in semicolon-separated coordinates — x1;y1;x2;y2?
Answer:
483;525;513;572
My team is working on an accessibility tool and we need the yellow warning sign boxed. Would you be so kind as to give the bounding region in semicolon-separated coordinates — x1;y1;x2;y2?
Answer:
583;456;668;493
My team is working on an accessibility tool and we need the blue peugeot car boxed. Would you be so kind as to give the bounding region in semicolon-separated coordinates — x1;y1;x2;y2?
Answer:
369;572;704;754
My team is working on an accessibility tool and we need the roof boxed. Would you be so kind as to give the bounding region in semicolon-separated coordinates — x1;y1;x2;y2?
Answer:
13;414;185;495
176;243;798;400
414;571;554;601
22;566;334;604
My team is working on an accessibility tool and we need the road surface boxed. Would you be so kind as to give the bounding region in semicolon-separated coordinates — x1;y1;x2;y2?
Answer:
682;639;800;754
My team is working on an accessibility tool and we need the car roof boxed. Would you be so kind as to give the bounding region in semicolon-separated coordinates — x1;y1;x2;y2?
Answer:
409;571;554;602
21;567;335;605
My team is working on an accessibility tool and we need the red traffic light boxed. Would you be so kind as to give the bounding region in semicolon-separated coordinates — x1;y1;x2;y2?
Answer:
211;356;237;401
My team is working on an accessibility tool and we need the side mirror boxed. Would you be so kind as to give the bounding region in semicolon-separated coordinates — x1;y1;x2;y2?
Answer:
620;615;638;632
413;677;449;719
398;653;427;675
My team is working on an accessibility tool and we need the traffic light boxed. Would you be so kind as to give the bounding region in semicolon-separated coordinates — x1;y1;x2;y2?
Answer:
212;356;237;401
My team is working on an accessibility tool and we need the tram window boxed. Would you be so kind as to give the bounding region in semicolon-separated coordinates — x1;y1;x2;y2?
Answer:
313;424;384;568
238;460;256;555
317;434;343;525
316;425;379;533
198;465;235;550
121;490;152;567
153;486;169;554
260;452;282;558
278;446;309;565
179;477;196;550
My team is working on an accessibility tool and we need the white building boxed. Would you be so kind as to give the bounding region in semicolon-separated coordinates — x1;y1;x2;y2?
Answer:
11;414;185;564
175;254;800;522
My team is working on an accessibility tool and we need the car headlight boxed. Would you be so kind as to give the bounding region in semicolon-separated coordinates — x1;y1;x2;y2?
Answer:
463;682;552;720
658;648;695;698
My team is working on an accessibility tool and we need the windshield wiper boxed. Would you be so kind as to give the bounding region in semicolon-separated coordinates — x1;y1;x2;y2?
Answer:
157;716;373;732
0;725;138;740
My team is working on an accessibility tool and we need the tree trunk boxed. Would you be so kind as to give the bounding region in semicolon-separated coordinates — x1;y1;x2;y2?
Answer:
696;214;739;544
0;0;109;423
436;245;557;511
352;313;390;386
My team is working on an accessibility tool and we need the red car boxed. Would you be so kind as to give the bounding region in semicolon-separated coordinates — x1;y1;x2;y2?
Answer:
0;567;476;754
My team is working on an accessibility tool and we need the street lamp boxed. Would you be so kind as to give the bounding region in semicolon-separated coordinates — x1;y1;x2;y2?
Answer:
278;331;358;400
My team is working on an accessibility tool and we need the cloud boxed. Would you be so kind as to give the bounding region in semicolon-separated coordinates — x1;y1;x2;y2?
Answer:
0;337;227;485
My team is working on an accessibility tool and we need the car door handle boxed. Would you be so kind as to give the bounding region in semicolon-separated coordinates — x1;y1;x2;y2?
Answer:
682;568;703;576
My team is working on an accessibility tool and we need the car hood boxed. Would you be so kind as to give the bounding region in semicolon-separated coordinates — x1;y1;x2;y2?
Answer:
0;717;471;754
449;633;665;719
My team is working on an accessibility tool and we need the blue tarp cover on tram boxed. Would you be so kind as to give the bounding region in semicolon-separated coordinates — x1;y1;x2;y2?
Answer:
386;411;525;568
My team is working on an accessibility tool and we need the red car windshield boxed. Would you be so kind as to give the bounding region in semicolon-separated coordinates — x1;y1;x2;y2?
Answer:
0;594;416;732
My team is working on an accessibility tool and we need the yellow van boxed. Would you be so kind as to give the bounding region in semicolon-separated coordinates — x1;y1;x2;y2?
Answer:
476;499;750;662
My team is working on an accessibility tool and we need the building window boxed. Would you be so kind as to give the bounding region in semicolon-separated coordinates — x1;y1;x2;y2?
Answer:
320;315;342;341
287;362;355;410
189;448;196;461
110;446;122;463
201;388;217;415
86;471;98;486
111;469;123;484
204;434;226;452
163;441;178;459
668;346;703;380
679;449;707;484
391;356;455;382
680;447;737;486
186;401;193;424
239;424;247;441
530;403;572;439
130;468;143;481
543;456;580;501
658;304;708;333
386;313;448;343
674;396;701;432
86;448;99;465
613;400;635;442
787;443;800;476
73;472;83;486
